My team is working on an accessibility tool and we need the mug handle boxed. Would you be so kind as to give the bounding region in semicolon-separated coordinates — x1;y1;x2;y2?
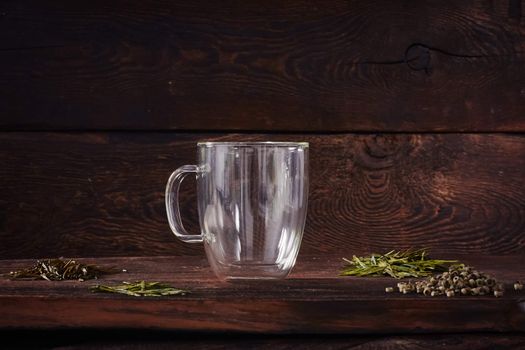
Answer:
165;165;203;243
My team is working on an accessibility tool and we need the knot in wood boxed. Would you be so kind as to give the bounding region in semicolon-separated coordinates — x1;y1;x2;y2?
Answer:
405;43;432;73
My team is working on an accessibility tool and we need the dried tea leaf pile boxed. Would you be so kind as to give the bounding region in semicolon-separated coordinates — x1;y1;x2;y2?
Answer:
341;249;457;279
388;264;505;297
90;281;188;297
6;258;114;281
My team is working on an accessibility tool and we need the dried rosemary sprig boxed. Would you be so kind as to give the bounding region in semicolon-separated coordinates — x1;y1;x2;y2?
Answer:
6;258;115;281
90;281;188;297
391;264;505;297
341;249;457;279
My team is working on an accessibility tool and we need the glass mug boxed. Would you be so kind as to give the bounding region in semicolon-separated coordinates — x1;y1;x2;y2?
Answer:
165;142;309;280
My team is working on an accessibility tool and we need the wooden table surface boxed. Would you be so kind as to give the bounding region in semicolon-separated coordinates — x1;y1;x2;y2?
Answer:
1;254;524;334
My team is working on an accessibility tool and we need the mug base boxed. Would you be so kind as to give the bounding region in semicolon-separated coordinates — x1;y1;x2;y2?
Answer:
213;262;291;281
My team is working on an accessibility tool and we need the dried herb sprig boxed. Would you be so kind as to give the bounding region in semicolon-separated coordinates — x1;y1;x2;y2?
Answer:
6;258;115;281
341;249;457;279
90;281;188;297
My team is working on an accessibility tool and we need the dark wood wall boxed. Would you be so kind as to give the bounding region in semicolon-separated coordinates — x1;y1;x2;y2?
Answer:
1;1;524;259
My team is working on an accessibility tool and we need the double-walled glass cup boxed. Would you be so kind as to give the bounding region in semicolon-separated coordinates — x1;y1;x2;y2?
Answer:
165;142;309;280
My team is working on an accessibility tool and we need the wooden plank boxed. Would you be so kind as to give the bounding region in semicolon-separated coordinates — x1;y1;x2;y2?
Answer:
2;331;525;350
1;1;525;131
1;132;524;259
0;255;524;333
3;331;525;350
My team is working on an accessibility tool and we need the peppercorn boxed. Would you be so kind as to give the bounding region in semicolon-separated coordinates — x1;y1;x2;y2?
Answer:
494;290;504;298
476;279;485;287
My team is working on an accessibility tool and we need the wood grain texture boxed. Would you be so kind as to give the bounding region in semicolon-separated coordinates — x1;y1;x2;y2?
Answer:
1;132;524;259
1;1;525;131
10;333;525;350
0;255;524;333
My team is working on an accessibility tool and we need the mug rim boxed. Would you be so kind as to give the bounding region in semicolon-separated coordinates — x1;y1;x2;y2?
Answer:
197;141;309;147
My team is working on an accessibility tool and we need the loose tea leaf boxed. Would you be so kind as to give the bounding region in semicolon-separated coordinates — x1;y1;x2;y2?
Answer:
390;264;505;297
6;258;115;281
341;249;457;279
90;281;188;297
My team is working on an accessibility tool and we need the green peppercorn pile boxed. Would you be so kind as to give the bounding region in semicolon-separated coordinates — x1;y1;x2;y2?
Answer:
387;264;505;297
